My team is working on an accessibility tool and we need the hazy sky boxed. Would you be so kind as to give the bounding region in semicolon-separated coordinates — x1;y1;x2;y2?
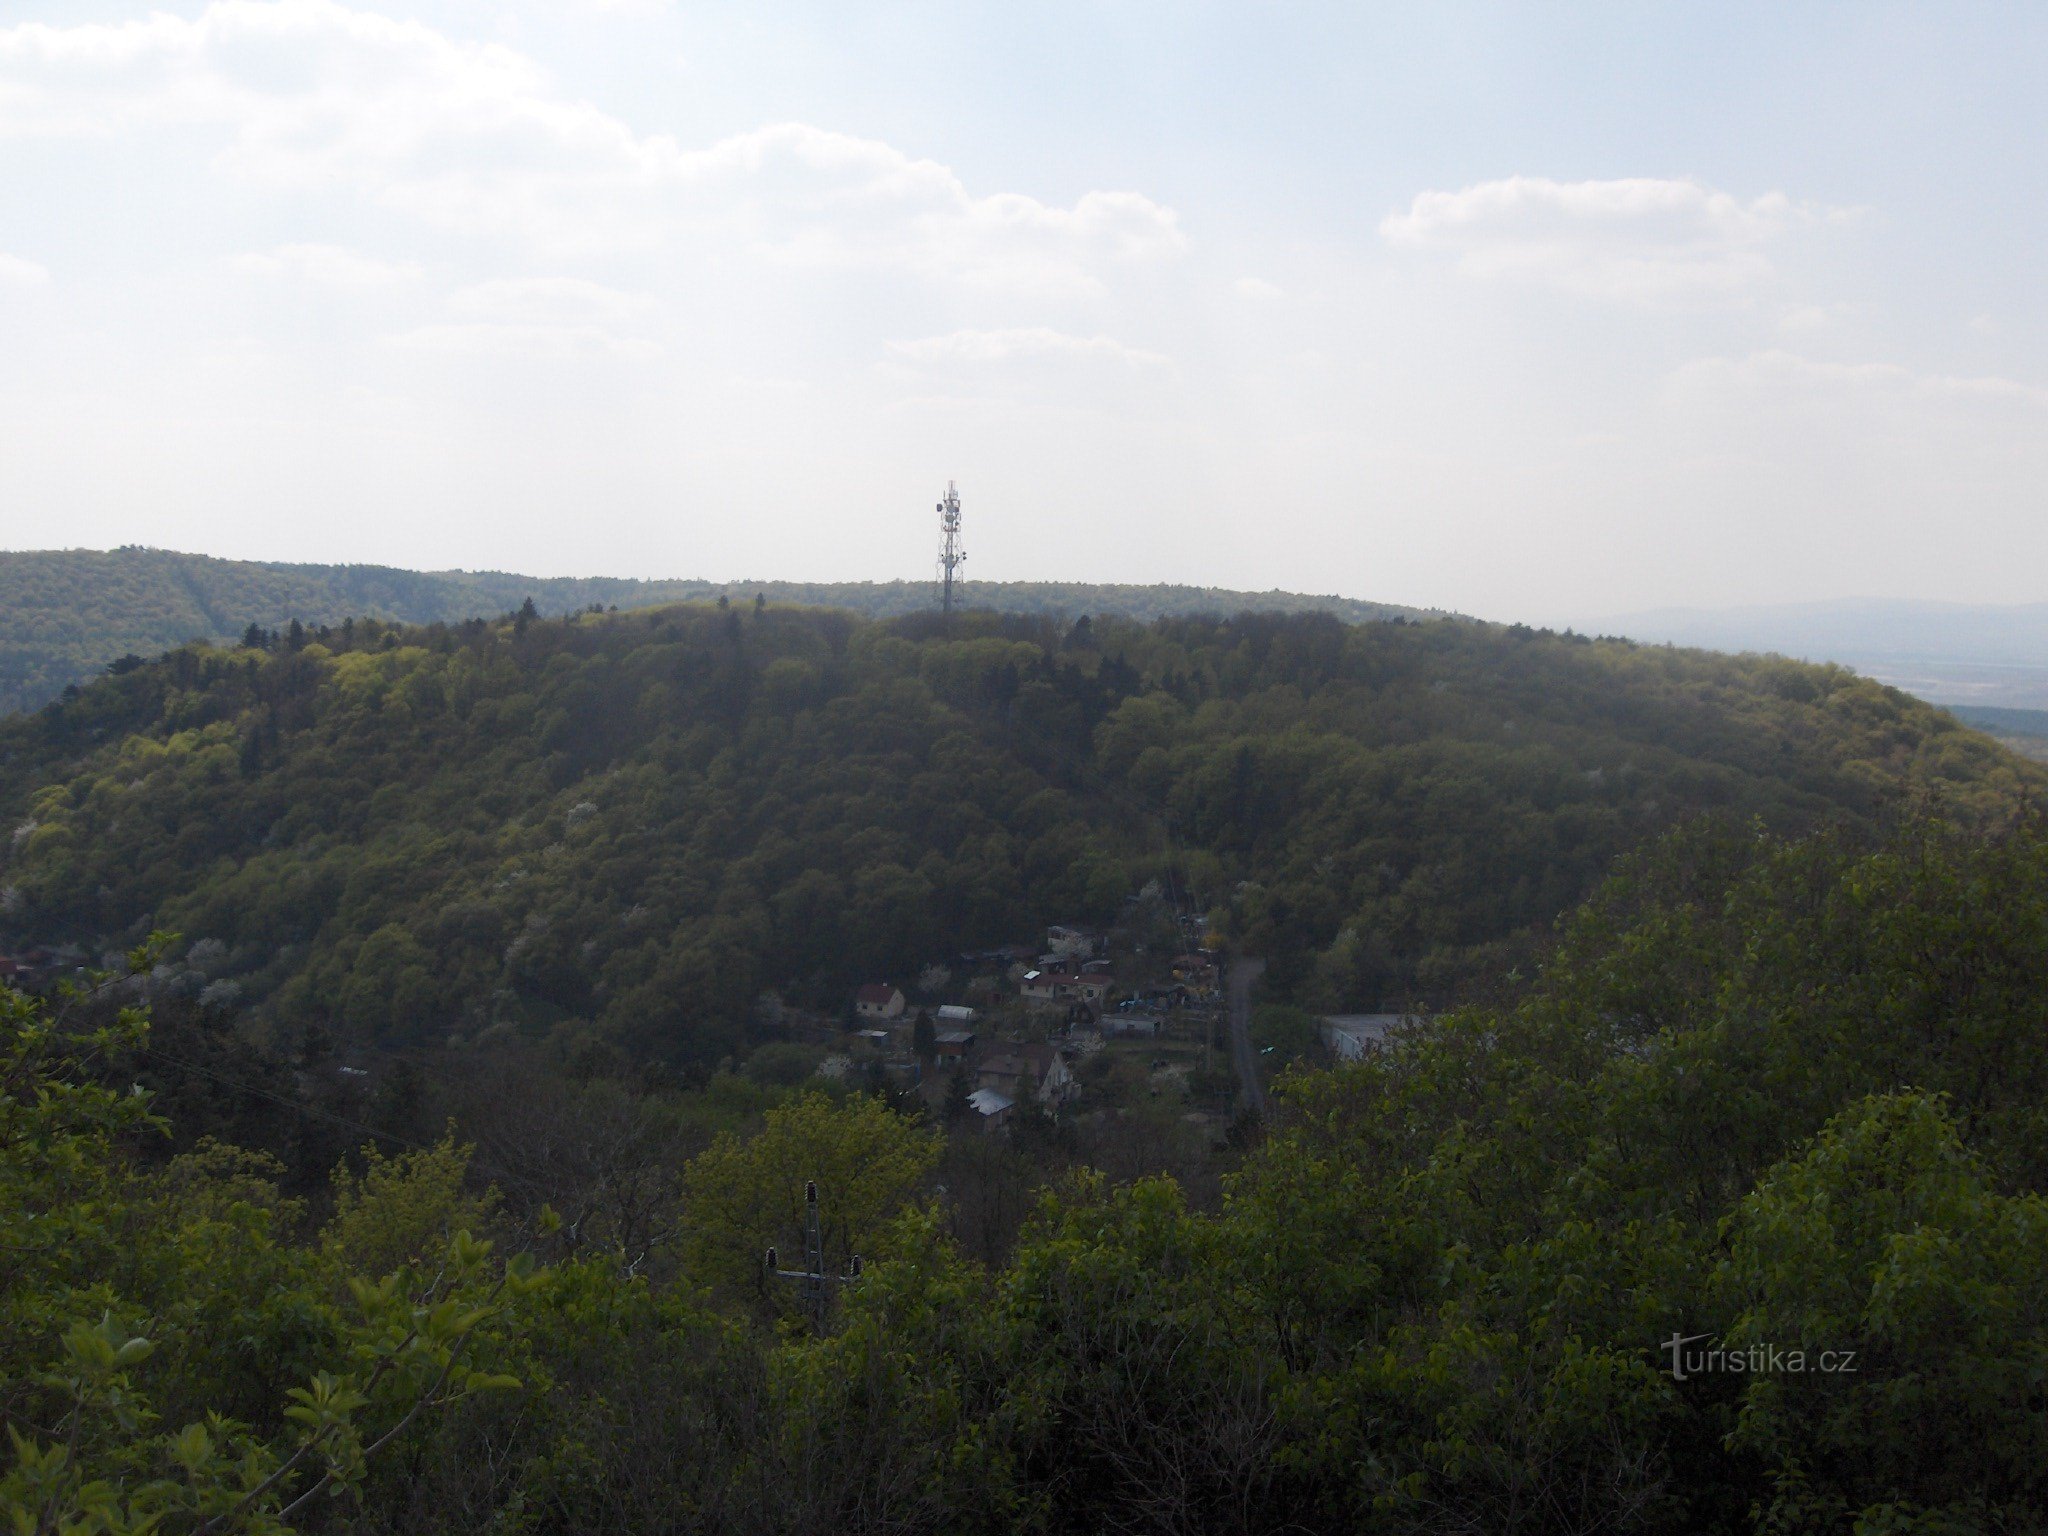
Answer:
3;1;2045;623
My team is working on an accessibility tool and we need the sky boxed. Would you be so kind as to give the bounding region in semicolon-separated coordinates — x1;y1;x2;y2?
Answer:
1;1;2045;625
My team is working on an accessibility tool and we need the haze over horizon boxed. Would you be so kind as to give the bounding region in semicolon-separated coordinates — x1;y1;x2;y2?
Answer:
4;2;2046;625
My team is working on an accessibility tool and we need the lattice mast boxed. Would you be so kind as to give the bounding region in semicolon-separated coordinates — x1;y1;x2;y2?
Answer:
765;1180;862;1332
937;481;965;621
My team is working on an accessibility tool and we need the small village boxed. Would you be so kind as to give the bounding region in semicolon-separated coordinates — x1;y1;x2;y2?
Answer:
782;912;1239;1139
0;917;1415;1144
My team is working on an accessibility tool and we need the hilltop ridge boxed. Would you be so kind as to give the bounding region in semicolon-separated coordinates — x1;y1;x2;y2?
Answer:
0;546;1445;713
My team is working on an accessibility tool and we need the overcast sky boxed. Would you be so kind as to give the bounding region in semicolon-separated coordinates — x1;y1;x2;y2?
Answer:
2;1;2044;624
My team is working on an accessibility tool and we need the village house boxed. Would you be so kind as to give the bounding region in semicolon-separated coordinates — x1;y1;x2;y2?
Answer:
976;1041;1079;1109
934;1027;977;1061
854;983;906;1021
1044;925;1100;960
1019;965;1113;1007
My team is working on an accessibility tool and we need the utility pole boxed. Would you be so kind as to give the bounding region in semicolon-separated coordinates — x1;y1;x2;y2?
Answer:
764;1180;862;1332
937;481;965;626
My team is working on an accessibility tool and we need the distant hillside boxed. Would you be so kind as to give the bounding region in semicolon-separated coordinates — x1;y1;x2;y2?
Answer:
0;547;1442;713
1603;597;2048;709
0;604;2033;1070
1948;703;2048;763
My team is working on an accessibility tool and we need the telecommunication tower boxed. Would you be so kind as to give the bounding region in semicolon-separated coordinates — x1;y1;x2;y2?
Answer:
936;481;965;621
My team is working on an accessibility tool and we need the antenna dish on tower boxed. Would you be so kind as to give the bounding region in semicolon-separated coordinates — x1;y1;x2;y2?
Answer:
936;481;965;624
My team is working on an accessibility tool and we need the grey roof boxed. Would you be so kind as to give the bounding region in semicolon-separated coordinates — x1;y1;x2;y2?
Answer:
1320;1014;1418;1057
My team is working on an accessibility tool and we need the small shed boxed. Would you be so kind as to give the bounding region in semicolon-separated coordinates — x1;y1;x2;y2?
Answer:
1102;1011;1163;1038
966;1087;1015;1132
1319;1014;1416;1060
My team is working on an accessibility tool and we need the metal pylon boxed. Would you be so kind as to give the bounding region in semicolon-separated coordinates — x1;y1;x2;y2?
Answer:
765;1180;863;1331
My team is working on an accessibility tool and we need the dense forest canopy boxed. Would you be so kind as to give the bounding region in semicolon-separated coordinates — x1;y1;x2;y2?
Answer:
9;810;2046;1532
0;546;1440;713
0;601;2034;1075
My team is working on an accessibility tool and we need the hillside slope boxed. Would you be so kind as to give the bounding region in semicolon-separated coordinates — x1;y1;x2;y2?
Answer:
1604;596;2048;708
0;547;1440;712
1949;703;2048;763
0;605;2034;1070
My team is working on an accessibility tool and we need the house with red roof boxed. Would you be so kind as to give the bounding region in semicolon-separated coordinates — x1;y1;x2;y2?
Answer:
854;983;906;1021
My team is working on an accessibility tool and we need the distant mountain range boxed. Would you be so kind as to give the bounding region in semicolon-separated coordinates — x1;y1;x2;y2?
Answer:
0;547;1446;714
1602;598;2048;711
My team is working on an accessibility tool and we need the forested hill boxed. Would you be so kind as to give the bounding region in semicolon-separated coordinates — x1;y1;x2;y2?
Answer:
0;603;2034;1070
0;546;1441;712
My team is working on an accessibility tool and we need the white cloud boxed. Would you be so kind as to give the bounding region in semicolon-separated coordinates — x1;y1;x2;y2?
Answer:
387;276;657;357
0;1;1184;282
0;252;49;284
385;321;657;359
1381;175;1827;303
1674;348;2048;410
230;242;420;286
660;126;1183;291
887;327;1165;367
447;275;649;326
1233;276;1283;300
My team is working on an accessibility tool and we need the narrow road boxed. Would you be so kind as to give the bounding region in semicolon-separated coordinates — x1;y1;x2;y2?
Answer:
1226;955;1268;1120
